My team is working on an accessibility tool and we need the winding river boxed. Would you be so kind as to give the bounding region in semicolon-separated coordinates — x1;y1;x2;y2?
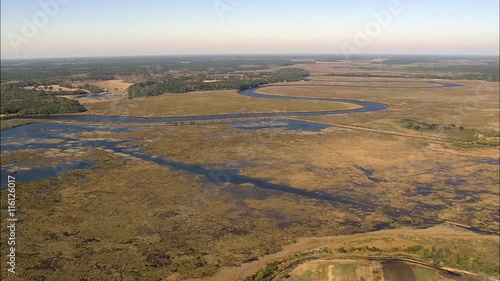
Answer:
47;81;462;123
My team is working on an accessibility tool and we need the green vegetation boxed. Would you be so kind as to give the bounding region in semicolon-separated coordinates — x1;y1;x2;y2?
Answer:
59;89;89;95
127;78;264;98
423;246;499;276
127;68;310;98
405;245;424;254
399;118;499;147
345;246;382;252
244;261;281;281
337;264;357;280
399;118;463;132
0;86;86;116
1;56;311;82
337;247;348;253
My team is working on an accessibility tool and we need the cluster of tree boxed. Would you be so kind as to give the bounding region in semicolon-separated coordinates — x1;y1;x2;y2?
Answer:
128;68;310;98
269;68;310;82
0;86;86;116
127;79;264;98
76;84;106;93
54;89;89;95
399;118;464;132
325;73;387;78
422;246;499;276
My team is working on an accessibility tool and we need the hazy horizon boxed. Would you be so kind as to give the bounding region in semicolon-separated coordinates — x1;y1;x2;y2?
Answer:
1;0;499;59
2;53;500;62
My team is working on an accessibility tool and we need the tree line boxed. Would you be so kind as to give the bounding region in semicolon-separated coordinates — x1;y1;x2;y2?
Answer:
1;86;86;116
128;68;310;98
325;72;499;82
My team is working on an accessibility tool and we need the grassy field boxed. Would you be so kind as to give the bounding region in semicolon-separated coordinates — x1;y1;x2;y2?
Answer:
0;119;41;130
82;89;361;117
259;77;499;132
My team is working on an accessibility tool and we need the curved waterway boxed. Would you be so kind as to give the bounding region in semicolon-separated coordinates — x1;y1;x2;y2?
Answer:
47;85;391;123
44;81;462;123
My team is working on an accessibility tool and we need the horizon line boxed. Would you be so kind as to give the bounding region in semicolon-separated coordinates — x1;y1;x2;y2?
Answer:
2;53;499;61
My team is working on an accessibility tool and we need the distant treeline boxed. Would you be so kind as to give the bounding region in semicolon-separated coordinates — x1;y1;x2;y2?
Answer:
1;57;312;82
0;86;86;116
128;68;310;98
325;71;499;82
8;81;105;94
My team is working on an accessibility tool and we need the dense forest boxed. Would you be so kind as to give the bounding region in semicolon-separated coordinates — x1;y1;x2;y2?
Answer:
127;68;310;98
0;86;86;116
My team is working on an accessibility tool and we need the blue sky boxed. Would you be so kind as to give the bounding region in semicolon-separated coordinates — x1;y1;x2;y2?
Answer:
1;0;499;58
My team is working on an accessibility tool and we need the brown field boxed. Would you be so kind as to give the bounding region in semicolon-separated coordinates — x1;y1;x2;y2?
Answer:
78;79;133;93
260;78;500;132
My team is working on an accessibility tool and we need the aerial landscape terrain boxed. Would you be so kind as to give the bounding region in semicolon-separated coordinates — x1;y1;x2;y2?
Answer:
1;55;498;281
1;1;499;281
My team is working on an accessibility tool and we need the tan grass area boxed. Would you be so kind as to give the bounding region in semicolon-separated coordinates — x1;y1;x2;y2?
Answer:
80;79;133;93
83;90;361;117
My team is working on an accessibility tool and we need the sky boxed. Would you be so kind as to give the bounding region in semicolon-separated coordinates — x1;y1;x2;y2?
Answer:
1;0;499;59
